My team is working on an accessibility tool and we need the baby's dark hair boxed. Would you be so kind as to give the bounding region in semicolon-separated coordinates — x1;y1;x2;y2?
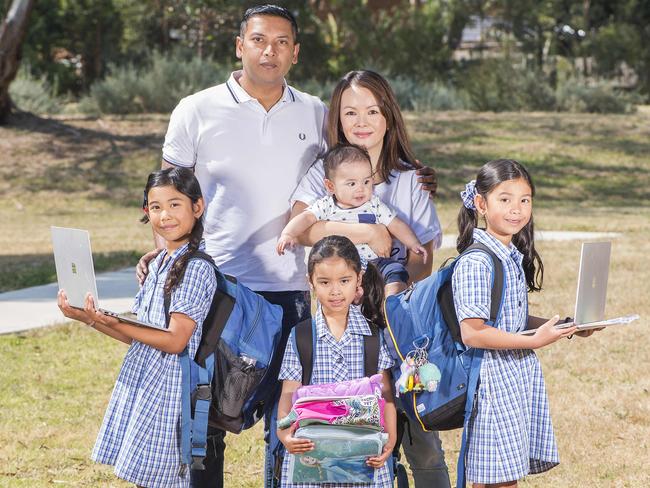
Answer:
141;167;204;295
240;4;299;41
323;143;372;180
457;158;544;292
307;235;385;328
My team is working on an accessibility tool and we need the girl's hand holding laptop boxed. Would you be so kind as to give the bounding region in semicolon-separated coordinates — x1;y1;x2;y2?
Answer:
527;315;577;347
58;289;121;328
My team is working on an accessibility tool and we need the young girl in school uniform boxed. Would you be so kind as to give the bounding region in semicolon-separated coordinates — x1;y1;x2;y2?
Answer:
57;167;216;488
276;235;397;488
452;159;597;488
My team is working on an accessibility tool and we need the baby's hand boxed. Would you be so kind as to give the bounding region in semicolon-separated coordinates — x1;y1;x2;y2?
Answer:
277;234;297;255
410;244;428;264
366;444;394;468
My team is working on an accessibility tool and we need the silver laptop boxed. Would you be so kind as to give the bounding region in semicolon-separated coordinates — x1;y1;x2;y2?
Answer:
521;241;638;334
51;226;168;331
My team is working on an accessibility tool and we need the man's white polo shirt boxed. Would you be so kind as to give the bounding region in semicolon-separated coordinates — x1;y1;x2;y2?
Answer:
162;71;327;291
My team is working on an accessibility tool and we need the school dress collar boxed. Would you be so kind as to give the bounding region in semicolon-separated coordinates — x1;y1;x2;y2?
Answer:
314;304;372;340
148;241;205;275
472;228;524;266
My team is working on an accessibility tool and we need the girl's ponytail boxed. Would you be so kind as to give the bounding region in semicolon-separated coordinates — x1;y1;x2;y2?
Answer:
361;262;386;329
513;217;544;292
456;205;478;254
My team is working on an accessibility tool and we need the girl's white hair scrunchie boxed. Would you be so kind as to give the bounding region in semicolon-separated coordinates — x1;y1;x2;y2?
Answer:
360;256;369;271
460;180;478;210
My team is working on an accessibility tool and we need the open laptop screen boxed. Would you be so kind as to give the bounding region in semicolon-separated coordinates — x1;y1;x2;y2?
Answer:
574;241;611;325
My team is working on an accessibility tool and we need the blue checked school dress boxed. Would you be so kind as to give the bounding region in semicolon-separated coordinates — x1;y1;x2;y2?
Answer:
91;242;217;488
452;229;559;484
278;304;395;488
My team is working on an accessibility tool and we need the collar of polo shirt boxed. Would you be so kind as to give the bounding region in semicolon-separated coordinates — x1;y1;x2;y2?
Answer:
226;70;297;105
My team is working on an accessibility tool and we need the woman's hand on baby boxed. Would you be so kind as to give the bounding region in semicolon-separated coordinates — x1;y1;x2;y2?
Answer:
136;249;163;285
368;225;392;258
277;234;297;255
530;315;576;348
415;163;437;198
410;244;428;264
57;290;95;325
366;444;394;468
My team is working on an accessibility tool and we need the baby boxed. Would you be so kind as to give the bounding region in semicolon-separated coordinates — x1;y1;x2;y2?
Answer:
277;143;426;288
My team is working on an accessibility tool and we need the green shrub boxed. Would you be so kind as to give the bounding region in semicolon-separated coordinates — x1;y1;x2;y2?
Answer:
290;77;469;112
9;71;62;114
460;59;557;112
556;81;638;114
82;52;233;115
87;65;145;114
389;78;469;111
288;79;336;103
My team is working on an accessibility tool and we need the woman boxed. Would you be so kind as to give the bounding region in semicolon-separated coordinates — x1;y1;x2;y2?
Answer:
290;70;450;487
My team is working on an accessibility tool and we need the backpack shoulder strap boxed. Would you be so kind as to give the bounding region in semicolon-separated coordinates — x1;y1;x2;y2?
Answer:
162;250;216;316
294;318;314;385
295;317;380;384
161;250;237;365
363;322;380;377
455;242;506;488
464;242;505;326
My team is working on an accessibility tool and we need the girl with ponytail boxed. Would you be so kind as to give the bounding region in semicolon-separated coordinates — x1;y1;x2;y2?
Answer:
276;236;397;487
57;166;217;487
451;159;589;486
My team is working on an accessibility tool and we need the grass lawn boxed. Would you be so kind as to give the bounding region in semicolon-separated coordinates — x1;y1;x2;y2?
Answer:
1;110;649;486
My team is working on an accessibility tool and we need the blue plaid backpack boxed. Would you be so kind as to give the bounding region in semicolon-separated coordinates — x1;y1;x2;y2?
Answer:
163;251;284;470
382;242;505;487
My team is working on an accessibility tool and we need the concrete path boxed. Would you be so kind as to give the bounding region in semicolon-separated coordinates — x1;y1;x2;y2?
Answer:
0;231;620;335
0;268;139;334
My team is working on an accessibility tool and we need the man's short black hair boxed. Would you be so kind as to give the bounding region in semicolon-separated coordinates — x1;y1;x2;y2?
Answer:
323;144;371;180
240;4;299;41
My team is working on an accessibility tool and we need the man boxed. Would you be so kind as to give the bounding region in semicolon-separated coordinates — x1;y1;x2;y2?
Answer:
139;5;441;487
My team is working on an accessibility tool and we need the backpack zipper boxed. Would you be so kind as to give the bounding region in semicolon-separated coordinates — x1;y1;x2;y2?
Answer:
242;293;263;348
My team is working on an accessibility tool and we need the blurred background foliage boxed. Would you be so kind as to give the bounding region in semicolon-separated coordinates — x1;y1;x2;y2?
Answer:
3;0;649;114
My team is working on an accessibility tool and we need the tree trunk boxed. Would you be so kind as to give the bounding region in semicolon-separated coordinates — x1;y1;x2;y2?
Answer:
0;0;35;124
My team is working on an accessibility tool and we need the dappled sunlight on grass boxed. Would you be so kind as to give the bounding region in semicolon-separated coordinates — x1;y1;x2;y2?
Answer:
2;112;649;486
408;111;650;207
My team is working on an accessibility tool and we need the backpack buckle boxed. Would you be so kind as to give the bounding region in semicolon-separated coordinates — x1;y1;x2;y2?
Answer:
191;455;206;471
195;384;211;402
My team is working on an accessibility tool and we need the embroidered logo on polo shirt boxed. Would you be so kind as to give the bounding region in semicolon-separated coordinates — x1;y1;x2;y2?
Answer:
298;133;306;140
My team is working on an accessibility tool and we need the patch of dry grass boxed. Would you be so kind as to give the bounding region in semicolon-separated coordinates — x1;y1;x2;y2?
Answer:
1;111;649;486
